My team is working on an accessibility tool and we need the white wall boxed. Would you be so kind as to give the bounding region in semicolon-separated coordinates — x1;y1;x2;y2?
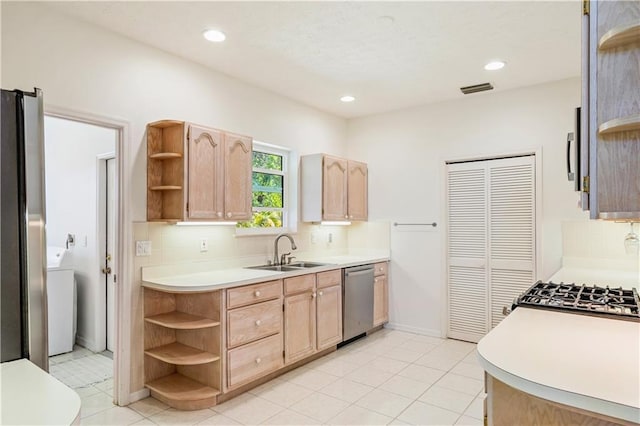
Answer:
45;116;116;351
346;78;586;336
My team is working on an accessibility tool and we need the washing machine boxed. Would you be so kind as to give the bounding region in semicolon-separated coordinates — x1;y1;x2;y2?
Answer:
47;247;77;356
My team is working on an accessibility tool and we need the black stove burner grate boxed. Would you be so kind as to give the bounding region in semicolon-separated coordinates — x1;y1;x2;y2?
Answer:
515;281;640;321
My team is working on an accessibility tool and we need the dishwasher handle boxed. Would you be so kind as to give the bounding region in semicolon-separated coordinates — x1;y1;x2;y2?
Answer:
344;268;374;277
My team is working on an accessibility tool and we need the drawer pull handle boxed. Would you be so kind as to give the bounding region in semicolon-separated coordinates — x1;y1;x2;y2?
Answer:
217;212;223;218
318;291;323;296
255;319;262;326
255;357;261;364
255;290;261;297
312;292;317;298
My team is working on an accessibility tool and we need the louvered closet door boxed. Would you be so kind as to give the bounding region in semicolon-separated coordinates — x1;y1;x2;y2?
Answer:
447;156;536;343
488;156;535;328
447;162;489;342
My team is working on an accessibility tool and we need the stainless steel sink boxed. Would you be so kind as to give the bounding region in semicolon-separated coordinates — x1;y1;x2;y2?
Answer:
246;261;329;272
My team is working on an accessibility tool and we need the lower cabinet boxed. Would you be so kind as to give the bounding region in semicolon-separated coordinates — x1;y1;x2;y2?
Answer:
316;271;343;351
373;262;389;326
227;334;283;389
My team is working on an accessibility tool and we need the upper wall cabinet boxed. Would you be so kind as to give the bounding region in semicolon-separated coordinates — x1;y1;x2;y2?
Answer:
301;153;368;222
583;0;640;220
147;120;252;222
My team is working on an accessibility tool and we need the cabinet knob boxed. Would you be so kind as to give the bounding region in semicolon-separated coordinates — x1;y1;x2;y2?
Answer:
311;292;317;298
255;290;261;297
379;267;383;272
255;357;261;364
374;279;378;283
345;215;348;219
227;212;232;218
349;215;353;219
255;319;262;326
318;291;323;296
217;212;223;218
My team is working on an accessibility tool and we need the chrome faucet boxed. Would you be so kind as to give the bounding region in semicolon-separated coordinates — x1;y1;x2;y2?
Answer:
273;233;297;265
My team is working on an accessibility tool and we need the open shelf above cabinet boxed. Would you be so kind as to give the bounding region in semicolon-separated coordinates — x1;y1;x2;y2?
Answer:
145;342;220;365
146;373;220;410
598;114;640;135
145;312;220;330
598;22;640;50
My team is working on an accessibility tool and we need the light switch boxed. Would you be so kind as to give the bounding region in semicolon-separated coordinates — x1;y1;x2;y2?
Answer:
200;238;208;252
136;240;152;256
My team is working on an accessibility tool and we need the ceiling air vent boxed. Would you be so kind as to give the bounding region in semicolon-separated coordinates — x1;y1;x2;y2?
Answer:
460;82;494;95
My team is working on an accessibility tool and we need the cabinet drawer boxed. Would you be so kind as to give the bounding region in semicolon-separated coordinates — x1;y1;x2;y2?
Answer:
227;299;282;348
317;269;342;289
227;334;283;388
374;262;388;277
284;274;316;295
227;280;282;309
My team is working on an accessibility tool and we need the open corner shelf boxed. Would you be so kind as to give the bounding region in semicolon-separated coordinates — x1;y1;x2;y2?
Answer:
145;312;220;330
149;185;182;191
149;152;183;160
145;342;220;365
598;114;640;135
598;22;640;50
146;374;220;411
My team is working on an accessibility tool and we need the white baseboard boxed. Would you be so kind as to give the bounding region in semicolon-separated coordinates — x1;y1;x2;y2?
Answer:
386;322;444;338
75;335;98;352
127;388;150;405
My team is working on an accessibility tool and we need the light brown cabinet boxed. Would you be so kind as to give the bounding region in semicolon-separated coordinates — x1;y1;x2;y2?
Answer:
284;270;343;364
301;153;368;222
373;262;389;326
147;120;252;222
582;1;640;220
143;289;222;410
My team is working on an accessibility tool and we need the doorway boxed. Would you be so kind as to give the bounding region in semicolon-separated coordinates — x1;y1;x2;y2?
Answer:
44;115;118;390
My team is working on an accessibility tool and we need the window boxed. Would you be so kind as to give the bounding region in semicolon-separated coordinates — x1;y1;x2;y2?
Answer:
236;142;296;234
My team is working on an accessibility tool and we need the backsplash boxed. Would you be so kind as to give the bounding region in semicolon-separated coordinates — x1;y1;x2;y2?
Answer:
562;220;640;272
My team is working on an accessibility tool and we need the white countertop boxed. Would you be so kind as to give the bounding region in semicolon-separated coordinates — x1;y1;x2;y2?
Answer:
478;307;640;424
142;252;390;292
0;359;81;425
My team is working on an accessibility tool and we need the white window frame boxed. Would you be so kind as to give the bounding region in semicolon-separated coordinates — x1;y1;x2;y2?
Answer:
235;141;298;236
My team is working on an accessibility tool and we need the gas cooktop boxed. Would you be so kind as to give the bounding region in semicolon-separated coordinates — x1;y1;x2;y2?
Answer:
514;281;640;322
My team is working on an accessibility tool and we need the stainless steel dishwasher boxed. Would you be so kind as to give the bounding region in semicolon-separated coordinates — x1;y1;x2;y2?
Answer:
342;264;375;341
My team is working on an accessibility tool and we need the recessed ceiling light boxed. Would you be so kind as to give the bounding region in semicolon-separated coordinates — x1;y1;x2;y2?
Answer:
484;61;506;71
203;29;226;43
340;95;355;103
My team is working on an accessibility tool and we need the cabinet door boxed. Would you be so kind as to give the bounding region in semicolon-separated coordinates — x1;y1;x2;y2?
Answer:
347;160;368;221
187;125;224;219
284;292;316;364
224;132;253;221
322;155;348;221
373;275;388;326
316;284;342;350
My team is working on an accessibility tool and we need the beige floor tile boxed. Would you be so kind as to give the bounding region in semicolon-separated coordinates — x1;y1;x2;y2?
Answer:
247;377;285;395
260;408;322;425
378;375;432;399
287;367;339;390
74;385;102;399
355;388;414;418
309;357;360;377
435;373;484;396
397;401;460;426
346;365;394;387
213;393;283;425
461;350;480;365
130;418;158;425
408;334;446;346
414;353;460;371
441;339;476;354
81;406;143;425
196;412;242;425
339;350;379;366
252;380;314;407
327;405;393;425
378;347;423;363
319;378;374;403
129;397;169;417
450;362;484;381
148;408;217;426
388;418;411;425
463;396;485;419
368;356;410;374
289;392;349;423
80;392;115;418
398;364;447;385
455;415;483;425
418;386;476;414
398;340;438;354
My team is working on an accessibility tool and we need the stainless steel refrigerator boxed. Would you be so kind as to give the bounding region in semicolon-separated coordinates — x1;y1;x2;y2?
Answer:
1;87;49;371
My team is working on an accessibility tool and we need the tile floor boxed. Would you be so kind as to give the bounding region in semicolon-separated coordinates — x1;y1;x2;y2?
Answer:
69;329;485;425
50;345;114;390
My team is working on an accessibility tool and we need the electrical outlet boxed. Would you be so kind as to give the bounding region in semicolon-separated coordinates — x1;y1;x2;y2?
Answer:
136;240;152;256
200;238;208;252
328;232;333;243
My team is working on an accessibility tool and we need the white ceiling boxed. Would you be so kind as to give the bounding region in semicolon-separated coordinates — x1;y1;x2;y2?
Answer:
47;1;581;118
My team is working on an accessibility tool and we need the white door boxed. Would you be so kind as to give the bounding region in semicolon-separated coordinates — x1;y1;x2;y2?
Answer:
447;155;536;342
106;158;116;351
